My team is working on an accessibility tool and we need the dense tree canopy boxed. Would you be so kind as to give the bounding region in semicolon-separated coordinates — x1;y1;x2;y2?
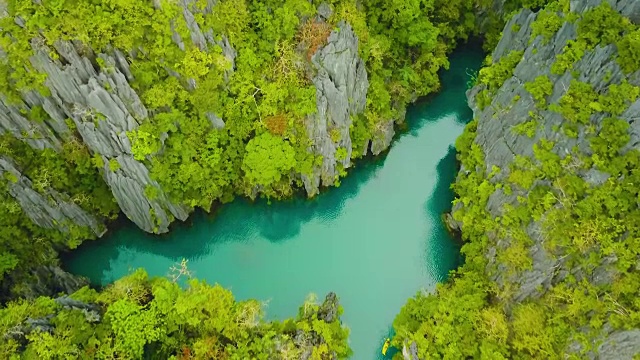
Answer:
392;1;640;358
0;0;487;357
1;268;352;359
2;0;620;358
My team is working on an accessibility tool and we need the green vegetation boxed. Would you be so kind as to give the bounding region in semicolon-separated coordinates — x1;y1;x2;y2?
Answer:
475;50;524;109
0;0;480;292
525;75;554;109
0;268;352;359
393;2;640;358
0;0;493;358
530;8;564;43
4;0;640;358
552;1;633;75
479;50;524;92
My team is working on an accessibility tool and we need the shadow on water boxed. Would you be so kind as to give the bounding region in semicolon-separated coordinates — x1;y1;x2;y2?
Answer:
63;42;484;285
423;146;463;282
63;43;484;328
62;152;392;283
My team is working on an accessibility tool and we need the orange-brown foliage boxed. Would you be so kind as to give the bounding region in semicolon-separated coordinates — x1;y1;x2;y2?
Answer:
264;114;288;135
297;20;333;60
178;346;192;360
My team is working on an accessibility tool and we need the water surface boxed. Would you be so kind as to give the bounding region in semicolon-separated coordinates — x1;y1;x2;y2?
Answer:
65;45;483;359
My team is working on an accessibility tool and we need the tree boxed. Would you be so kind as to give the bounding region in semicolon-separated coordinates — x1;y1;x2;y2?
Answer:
242;133;297;190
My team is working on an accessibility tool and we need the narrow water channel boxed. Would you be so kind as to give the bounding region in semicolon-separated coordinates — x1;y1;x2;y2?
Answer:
65;45;483;359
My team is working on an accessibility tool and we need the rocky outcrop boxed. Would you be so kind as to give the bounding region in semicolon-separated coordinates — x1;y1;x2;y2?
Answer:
402;341;419;360
302;21;370;196
103;155;188;233
572;0;640;22
0;157;104;236
467;0;640;302
295;292;344;360
3;293;100;344
456;0;640;357
0;91;68;150
0;0;240;234
23;40;189;234
317;291;339;322
168;0;237;75
24;265;90;299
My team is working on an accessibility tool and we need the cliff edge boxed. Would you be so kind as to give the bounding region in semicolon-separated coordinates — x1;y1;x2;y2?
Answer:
394;0;640;358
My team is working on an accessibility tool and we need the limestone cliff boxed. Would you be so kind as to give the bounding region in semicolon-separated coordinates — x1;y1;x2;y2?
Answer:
0;157;104;236
4;40;187;233
0;1;387;234
302;19;371;196
449;0;640;357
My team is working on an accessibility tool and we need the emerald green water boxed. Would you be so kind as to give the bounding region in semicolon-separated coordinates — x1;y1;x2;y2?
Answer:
65;46;482;359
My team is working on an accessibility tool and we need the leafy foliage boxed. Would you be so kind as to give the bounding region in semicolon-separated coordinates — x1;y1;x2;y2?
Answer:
0;269;352;359
242;133;297;194
524;75;553;109
393;3;640;358
478;51;524;94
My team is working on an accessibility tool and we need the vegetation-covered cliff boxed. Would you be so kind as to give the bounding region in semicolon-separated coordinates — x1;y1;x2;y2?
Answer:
5;0;638;358
0;0;487;299
0;0;482;302
393;0;640;358
0;0;482;358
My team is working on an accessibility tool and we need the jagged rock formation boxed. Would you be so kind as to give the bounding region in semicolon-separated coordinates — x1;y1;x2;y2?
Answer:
167;0;237;78
0;1;398;234
467;0;640;303
450;0;640;357
26;40;189;234
0;157;104;236
302;21;373;196
0;2;224;234
402;341;419;360
23;266;90;299
295;292;344;360
4;294;100;344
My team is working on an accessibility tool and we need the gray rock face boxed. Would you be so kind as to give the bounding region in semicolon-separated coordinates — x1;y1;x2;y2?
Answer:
4;292;100;344
0;157;105;236
25;265;90;299
402;341;419;360
104;155;188;233
302;21;369;196
598;330;640;360
461;0;640;357
0;0;237;235
0;92;68;150
571;0;640;22
317;292;339;323
206;112;226;129
468;2;640;302
180;0;237;72
317;2;333;21
295;292;343;360
25;40;189;234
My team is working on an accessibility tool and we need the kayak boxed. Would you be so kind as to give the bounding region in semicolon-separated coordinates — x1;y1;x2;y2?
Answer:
382;338;391;356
